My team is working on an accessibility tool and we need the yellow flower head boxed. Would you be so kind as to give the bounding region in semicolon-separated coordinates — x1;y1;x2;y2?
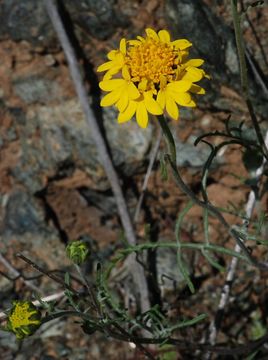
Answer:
7;301;41;339
97;28;208;128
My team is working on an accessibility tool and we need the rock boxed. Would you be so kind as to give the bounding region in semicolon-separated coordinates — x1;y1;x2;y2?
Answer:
164;0;268;116
0;0;129;47
156;246;191;297
12;97;153;193
3;191;47;236
0;190;69;267
173;134;224;169
0;0;55;47
13;76;62;104
66;0;128;40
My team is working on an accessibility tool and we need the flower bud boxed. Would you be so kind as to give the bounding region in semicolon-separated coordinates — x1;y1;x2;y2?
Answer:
66;240;90;265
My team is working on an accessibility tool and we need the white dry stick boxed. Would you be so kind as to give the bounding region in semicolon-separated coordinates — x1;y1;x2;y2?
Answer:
0;251;41;294
44;0;150;312
134;130;162;223
204;131;268;359
0;291;66;321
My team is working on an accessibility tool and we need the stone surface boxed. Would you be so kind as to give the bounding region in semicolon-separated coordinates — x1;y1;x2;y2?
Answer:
3;191;47;236
0;0;128;46
11;95;153;193
164;0;268;116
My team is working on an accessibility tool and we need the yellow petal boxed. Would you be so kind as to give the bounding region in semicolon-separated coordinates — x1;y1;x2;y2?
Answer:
172;39;192;50
99;79;126;91
107;50;117;60
185;59;204;67
183;67;204;82
144;92;163;115
158;30;170;43
145;28;159;41
171;92;192;106
97;61;113;72
166;97;179;120
118;101;137;123
137;36;145;42
122;65;131;81
103;67;122;80
116;91;129;112
119;38;126;54
185;100;196;108
127;82;140;99
167;80;192;93
129;39;141;46
100;90;122;107
136;102;149;128
190;84;205;95
156;90;166;109
138;78;148;92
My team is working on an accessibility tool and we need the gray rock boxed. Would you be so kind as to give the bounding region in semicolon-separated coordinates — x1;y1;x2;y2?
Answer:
0;0;128;46
68;0;128;40
13;76;62;105
156;246;191;296
0;190;68;264
174;134;223;169
165;0;268;116
3;191;47;236
12;97;153;193
0;0;54;47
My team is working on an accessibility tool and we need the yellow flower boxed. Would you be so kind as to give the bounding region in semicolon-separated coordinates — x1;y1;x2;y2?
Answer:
98;28;208;127
7;301;41;339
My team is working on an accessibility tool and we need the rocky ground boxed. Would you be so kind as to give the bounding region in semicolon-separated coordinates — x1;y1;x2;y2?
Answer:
0;0;268;359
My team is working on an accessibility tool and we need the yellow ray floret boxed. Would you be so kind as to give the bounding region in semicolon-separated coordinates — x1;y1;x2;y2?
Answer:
118;91;163;128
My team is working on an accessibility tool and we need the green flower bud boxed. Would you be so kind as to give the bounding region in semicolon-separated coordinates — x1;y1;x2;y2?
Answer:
7;301;41;340
66;240;90;265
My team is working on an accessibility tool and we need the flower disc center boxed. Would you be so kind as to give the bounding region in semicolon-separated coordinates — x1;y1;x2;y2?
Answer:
126;38;176;84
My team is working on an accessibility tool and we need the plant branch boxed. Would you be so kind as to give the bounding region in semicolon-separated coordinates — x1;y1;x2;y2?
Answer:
0;252;41;294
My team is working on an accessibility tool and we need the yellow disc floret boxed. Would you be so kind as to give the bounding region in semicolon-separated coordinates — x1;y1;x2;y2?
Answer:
126;38;176;84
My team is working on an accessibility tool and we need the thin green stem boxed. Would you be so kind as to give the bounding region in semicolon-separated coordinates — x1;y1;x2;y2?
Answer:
158;115;177;163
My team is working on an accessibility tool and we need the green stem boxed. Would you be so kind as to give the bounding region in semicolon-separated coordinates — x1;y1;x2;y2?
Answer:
158;115;177;163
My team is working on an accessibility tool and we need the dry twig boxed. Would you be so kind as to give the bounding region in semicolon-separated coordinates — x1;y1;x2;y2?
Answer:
43;0;150;312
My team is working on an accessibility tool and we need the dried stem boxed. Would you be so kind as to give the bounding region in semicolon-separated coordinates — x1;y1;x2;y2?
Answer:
43;0;150;312
134;129;162;223
0;252;41;294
